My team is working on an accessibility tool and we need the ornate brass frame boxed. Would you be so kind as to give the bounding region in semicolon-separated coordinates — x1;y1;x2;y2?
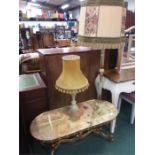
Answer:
40;122;114;155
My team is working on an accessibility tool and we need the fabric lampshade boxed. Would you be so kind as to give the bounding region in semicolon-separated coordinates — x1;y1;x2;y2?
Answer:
55;55;89;94
78;0;126;70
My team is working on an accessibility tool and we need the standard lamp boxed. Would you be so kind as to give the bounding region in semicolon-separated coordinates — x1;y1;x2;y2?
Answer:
78;0;126;71
55;55;89;113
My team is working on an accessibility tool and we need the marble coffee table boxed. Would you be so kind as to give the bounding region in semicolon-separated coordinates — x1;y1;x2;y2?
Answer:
30;99;118;155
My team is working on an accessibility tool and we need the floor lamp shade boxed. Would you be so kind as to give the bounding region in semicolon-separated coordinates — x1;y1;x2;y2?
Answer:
78;0;126;70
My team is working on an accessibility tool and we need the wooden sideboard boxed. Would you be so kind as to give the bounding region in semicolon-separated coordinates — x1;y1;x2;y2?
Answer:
38;46;101;109
19;73;48;154
19;73;48;127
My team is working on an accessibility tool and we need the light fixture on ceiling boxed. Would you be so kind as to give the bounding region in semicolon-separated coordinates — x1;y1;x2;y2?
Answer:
27;2;41;8
80;0;85;2
61;4;69;10
31;0;37;2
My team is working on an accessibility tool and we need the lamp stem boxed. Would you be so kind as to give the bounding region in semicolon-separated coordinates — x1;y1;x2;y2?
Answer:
71;93;79;112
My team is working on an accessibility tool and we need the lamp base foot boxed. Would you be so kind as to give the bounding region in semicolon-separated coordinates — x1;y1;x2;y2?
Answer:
70;104;79;113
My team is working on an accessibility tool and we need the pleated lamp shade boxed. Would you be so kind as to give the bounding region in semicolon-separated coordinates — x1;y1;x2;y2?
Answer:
55;55;89;94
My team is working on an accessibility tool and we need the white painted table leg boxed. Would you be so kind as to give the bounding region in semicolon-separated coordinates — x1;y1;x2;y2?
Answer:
117;97;122;113
130;103;135;124
110;119;116;133
95;74;103;99
95;75;100;98
110;92;119;133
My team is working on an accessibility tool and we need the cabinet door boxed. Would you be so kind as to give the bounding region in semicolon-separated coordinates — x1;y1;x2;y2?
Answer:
21;97;47;127
19;107;32;155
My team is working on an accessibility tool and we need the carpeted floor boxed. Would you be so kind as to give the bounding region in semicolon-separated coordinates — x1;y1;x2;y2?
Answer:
30;101;135;155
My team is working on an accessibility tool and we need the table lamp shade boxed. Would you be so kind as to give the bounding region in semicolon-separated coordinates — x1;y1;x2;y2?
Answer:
55;55;89;94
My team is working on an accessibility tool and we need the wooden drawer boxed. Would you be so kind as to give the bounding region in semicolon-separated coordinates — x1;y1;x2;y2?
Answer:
20;88;46;102
21;97;47;126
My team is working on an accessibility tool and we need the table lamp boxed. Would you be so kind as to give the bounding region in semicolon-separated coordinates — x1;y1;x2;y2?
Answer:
55;55;89;113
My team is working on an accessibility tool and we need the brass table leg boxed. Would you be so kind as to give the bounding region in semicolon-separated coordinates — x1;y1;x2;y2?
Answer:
47;127;114;155
51;143;59;155
93;128;114;142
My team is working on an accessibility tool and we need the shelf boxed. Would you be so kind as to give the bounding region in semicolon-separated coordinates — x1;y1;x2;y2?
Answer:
40;29;71;31
19;18;77;22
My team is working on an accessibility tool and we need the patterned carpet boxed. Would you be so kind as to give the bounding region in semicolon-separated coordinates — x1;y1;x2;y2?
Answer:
30;101;135;155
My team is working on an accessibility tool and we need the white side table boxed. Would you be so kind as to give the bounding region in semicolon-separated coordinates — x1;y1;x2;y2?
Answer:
95;70;135;133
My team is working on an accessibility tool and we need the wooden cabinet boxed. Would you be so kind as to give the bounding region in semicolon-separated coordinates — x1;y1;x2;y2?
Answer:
19;73;48;127
19;109;32;155
38;46;101;109
19;73;48;154
19;73;48;155
34;32;55;49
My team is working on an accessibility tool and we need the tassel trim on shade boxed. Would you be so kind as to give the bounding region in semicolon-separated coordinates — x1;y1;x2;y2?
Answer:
55;84;89;94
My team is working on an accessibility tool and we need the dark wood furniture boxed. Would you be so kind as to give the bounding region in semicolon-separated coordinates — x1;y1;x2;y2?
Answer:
19;110;31;155
19;73;48;128
125;10;135;29
38;46;101;109
104;49;118;70
55;39;71;47
19;73;48;154
19;53;40;74
33;32;55;49
32;32;70;50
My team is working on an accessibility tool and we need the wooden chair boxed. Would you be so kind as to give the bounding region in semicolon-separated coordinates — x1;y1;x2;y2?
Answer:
35;32;55;49
118;92;135;124
19;53;40;74
42;32;55;48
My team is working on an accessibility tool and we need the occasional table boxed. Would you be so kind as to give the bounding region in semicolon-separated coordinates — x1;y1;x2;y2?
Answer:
30;99;118;155
95;68;135;133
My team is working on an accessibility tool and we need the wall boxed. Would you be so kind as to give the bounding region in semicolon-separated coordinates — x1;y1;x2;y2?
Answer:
71;8;80;21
